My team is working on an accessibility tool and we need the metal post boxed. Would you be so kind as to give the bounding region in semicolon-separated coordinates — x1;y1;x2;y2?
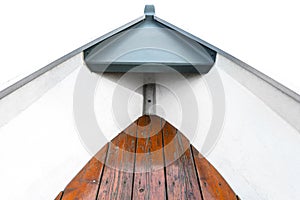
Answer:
143;83;156;115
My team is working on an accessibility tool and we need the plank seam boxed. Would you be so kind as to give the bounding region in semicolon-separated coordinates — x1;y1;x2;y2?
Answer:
130;119;139;200
190;145;205;200
55;191;64;200
59;191;64;200
176;131;189;199
161;119;168;200
178;133;201;199
95;144;109;200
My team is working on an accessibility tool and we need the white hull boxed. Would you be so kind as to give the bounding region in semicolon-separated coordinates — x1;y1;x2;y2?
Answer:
0;38;299;200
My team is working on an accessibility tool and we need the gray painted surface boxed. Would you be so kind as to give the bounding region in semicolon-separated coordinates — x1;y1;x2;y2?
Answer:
0;5;298;102
1;57;299;200
0;16;144;100
154;16;300;102
84;12;216;73
0;5;299;200
143;83;156;115
0;53;82;127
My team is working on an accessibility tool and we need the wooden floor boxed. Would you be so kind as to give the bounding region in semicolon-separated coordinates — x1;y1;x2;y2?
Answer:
55;115;238;200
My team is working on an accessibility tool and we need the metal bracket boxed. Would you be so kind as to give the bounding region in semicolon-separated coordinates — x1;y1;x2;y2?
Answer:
143;83;156;115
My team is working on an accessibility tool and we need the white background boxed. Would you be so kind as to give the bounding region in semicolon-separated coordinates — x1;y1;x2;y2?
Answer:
0;0;300;94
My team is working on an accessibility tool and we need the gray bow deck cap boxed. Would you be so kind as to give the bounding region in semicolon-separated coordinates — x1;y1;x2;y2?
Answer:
84;5;216;74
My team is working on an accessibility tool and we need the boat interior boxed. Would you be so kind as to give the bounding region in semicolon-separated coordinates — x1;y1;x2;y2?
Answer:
0;5;299;200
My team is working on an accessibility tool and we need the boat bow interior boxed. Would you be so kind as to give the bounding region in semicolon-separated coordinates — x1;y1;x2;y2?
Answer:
0;4;299;200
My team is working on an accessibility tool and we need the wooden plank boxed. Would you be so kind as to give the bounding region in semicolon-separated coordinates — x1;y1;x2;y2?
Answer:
133;115;166;200
61;144;108;200
192;146;236;200
56;116;238;200
178;133;203;200
54;191;63;200
97;121;137;199
163;122;202;200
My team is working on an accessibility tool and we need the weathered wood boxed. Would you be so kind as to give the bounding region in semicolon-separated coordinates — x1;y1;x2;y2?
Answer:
56;115;238;200
61;144;108;200
54;191;63;200
97;122;137;199
133;115;166;200
163;121;202;200
192;146;236;200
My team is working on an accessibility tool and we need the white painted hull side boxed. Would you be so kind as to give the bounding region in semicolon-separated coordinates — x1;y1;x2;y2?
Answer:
0;52;299;200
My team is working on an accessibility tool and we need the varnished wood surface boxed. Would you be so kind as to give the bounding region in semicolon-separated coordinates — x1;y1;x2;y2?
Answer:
133;115;166;199
97;125;137;199
61;144;108;200
54;191;63;200
192;146;237;200
163;122;202;200
56;115;238;200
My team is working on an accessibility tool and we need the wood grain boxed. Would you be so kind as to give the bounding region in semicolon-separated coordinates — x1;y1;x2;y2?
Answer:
97;122;137;199
133;115;166;200
54;191;63;200
55;115;238;200
61;144;108;200
192;146;236;200
163;121;202;200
